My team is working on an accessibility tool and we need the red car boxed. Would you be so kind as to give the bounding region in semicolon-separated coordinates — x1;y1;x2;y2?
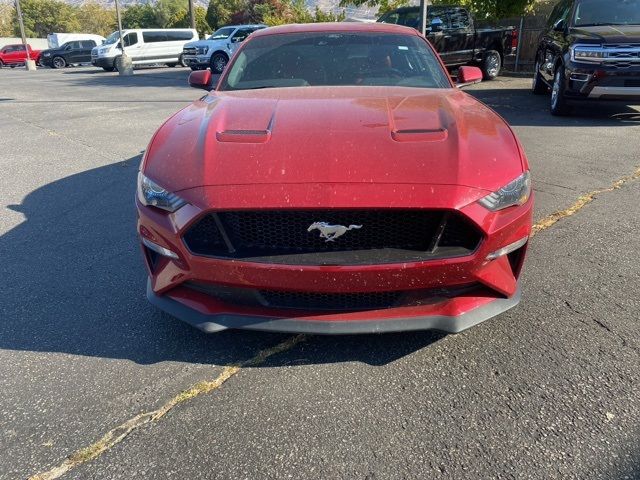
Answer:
137;23;533;334
0;44;41;68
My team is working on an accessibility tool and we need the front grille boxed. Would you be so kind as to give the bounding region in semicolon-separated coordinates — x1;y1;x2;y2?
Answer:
185;281;481;312
625;79;640;87
260;290;402;310
183;47;197;55
183;210;482;265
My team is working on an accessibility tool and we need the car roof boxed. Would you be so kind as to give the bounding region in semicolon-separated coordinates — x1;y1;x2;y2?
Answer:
251;22;421;37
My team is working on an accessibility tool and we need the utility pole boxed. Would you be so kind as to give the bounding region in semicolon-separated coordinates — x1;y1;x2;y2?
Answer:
15;0;36;70
114;0;133;75
419;0;427;36
188;0;195;30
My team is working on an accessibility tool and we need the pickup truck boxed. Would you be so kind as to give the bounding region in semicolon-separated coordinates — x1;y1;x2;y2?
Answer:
378;5;518;79
0;44;41;68
532;0;640;116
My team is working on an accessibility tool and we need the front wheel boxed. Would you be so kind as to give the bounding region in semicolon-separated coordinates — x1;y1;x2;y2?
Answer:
532;59;547;95
102;66;115;72
550;66;571;116
0;60;4;68
178;54;187;67
210;53;228;74
481;50;501;80
52;56;66;69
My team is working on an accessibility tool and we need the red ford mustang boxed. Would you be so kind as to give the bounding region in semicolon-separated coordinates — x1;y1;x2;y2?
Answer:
137;23;533;334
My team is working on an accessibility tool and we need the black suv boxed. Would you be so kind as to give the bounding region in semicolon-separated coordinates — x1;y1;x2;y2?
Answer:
533;0;640;115
39;40;98;69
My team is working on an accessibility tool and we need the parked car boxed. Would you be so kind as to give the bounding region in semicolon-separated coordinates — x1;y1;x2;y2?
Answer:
47;33;105;49
532;0;640;115
40;39;100;68
378;5;518;79
182;24;266;73
91;29;198;71
137;23;533;335
0;44;41;68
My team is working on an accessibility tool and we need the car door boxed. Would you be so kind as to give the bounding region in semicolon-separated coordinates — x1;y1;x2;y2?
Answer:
122;32;141;61
445;8;475;65
540;0;573;82
66;41;82;63
79;40;96;63
7;45;25;64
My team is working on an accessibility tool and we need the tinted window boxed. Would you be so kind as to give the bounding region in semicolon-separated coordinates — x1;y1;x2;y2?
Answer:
574;0;640;26
166;31;195;41
231;29;252;42
67;41;81;49
143;31;167;43
222;32;450;91
548;0;572;27
81;40;96;48
124;33;138;46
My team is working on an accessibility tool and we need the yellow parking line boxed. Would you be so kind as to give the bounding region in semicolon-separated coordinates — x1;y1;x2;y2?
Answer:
532;166;640;236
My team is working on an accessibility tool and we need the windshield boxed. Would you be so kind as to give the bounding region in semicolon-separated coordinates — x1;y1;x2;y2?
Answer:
104;31;121;45
209;27;235;40
574;0;640;26
220;32;450;91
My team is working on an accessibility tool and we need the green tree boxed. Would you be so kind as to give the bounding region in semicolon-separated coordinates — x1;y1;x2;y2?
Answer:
154;0;188;28
206;0;245;30
122;4;159;29
12;0;80;37
340;0;538;19
194;7;212;37
76;2;116;37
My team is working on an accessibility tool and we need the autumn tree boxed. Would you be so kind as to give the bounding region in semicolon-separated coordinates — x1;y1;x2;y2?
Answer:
76;2;116;37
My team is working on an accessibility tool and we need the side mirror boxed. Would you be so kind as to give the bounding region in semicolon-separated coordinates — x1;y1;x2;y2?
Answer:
189;69;213;90
456;66;483;87
553;19;566;32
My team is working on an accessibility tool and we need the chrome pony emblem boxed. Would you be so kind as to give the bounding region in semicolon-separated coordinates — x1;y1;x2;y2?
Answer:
307;222;362;242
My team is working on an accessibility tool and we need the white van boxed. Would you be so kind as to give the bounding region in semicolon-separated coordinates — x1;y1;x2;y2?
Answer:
91;29;199;71
48;33;105;49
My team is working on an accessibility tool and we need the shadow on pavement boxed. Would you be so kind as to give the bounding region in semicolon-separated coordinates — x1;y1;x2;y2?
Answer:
0;157;443;367
61;67;221;90
468;86;640;127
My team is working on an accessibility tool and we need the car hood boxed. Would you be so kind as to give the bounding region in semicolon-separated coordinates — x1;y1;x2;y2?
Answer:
144;87;524;193
569;25;640;44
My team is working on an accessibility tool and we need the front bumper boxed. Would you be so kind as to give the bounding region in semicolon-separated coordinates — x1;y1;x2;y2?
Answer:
183;54;210;68
91;56;115;69
138;183;533;334
147;278;522;334
564;60;640;101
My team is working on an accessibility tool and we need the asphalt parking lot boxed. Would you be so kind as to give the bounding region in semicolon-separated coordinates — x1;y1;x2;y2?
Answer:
1;66;639;480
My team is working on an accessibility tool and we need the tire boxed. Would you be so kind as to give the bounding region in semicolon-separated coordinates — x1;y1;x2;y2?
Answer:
166;63;177;68
550;65;571;116
532;58;547;95
102;66;116;72
481;50;502;80
210;52;228;74
52;56;66;69
178;54;187;67
0;60;4;68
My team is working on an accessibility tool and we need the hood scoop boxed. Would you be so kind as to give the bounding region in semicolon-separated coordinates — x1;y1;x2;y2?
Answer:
391;128;448;143
216;129;271;143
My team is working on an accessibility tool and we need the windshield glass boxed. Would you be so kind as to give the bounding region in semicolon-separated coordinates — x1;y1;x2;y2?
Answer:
104;31;121;45
209;27;235;40
220;32;450;91
574;0;640;26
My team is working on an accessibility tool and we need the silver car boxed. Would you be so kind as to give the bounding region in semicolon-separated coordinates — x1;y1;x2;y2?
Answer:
182;24;266;73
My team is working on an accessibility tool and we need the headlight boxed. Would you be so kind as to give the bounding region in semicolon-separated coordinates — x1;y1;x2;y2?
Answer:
43;52;51;57
479;172;531;211
572;45;604;62
197;46;209;55
137;172;186;212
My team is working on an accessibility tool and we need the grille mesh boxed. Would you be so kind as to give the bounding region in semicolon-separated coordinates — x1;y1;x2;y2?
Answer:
183;210;482;264
259;290;402;311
